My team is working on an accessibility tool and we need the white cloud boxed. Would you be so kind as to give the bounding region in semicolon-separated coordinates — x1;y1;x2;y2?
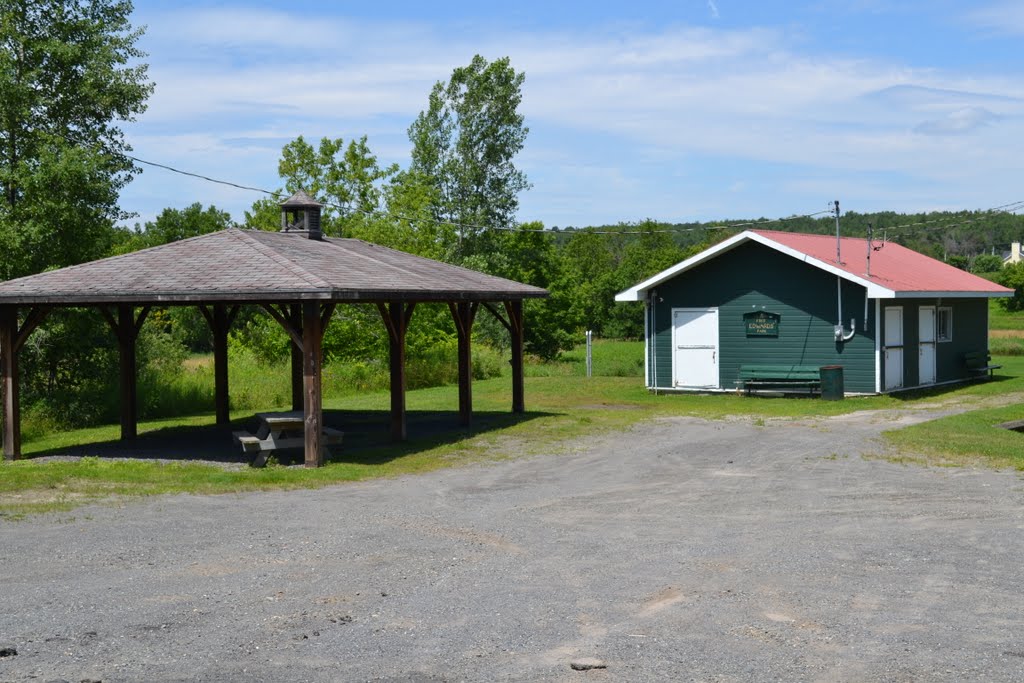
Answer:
913;107;1000;135
967;1;1024;35
120;5;1024;225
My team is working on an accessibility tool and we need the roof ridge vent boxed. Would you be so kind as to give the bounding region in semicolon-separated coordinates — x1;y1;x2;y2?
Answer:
280;189;323;240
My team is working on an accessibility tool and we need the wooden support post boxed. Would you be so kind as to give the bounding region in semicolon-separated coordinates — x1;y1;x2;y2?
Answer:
118;304;139;440
200;304;238;428
290;305;303;411
449;301;478;427
506;300;525;414
1;305;49;460
212;305;230;427
302;300;323;468
387;302;407;441
101;305;149;441
1;306;19;460
378;301;415;441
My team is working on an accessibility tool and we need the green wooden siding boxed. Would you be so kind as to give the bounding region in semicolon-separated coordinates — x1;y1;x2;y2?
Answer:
879;297;989;388
648;241;877;393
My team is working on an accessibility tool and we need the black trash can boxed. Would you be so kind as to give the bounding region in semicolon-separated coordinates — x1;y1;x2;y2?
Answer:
820;365;844;400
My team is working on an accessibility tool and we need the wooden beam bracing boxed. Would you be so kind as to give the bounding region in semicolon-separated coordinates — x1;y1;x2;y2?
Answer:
259;303;304;350
14;306;50;351
198;304;214;329
320;302;336;334
482;302;511;332
134;306;152;335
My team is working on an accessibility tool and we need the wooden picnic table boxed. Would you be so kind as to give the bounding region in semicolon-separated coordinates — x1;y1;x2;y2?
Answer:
233;411;343;467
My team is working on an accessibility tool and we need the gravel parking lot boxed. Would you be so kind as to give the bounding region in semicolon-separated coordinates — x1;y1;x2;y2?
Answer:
2;407;1024;682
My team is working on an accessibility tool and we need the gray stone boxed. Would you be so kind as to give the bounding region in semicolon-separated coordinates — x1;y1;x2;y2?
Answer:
0;643;16;657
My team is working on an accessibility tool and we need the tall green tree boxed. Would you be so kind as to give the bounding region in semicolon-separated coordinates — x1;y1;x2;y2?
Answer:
245;135;396;237
139;202;232;248
0;0;152;279
407;55;530;260
997;262;1024;312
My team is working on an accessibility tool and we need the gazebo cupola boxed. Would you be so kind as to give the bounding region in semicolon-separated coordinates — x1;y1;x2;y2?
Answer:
280;189;323;240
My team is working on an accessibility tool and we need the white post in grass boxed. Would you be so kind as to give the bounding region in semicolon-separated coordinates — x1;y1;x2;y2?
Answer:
586;330;593;378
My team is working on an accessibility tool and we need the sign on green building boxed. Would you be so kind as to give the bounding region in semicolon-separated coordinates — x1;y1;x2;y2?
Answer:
744;311;780;337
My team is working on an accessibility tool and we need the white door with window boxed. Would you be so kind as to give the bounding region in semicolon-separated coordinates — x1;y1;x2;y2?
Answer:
672;308;719;388
883;307;903;391
918;306;936;385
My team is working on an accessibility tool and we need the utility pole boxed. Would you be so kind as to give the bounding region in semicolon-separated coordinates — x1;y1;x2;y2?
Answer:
834;200;841;263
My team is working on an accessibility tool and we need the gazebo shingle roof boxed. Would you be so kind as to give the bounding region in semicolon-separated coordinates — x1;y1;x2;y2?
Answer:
280;190;322;207
0;228;549;305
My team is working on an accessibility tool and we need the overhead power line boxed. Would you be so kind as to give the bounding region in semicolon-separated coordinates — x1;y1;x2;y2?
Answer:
128;155;281;197
879;200;1024;238
126;154;1024;238
128;154;832;235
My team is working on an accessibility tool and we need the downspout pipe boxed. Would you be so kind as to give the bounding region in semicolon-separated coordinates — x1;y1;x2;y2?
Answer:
835;277;856;342
833;200;855;343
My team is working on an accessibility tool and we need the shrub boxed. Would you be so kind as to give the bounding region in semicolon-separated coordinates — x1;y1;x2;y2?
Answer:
997;263;1024;312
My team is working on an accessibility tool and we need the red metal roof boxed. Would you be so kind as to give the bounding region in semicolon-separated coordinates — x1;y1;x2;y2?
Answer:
751;229;1012;294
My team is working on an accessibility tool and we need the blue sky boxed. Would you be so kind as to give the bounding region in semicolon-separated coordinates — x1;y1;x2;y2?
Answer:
121;0;1024;229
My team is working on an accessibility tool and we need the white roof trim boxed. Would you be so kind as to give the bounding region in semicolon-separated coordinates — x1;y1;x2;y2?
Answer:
614;230;896;301
892;290;1012;299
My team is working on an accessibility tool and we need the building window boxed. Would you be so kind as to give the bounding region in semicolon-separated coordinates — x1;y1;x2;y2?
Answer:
937;306;952;342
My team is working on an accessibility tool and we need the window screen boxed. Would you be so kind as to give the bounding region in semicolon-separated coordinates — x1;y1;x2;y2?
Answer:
937;307;952;342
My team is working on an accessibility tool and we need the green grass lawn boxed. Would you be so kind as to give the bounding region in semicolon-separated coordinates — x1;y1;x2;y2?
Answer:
882;403;1024;470
3;342;1023;518
989;299;1024;331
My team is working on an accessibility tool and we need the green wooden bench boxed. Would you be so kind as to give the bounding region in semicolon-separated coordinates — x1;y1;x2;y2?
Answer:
738;364;822;394
964;350;1001;379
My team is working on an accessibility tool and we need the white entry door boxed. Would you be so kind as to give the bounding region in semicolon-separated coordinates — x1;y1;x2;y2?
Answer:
672;308;719;388
918;306;936;385
884;307;903;391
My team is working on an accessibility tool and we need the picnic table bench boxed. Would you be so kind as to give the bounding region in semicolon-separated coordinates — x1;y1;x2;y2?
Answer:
964;350;1001;379
737;364;822;395
233;412;343;467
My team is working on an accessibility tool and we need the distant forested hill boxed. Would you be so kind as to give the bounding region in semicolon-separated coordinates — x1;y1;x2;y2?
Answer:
550;209;1024;265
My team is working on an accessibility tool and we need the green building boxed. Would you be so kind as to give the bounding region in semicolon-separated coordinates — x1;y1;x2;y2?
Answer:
615;230;1012;395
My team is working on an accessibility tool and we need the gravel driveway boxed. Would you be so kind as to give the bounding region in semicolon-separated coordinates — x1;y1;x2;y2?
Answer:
2;407;1023;682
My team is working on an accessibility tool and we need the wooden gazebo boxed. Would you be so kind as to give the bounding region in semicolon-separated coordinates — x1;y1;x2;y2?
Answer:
0;211;547;467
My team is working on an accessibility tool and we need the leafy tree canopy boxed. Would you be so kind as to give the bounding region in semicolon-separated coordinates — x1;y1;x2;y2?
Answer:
0;0;152;279
141;202;231;247
972;253;1004;274
244;135;397;237
408;55;529;260
997;262;1024;312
